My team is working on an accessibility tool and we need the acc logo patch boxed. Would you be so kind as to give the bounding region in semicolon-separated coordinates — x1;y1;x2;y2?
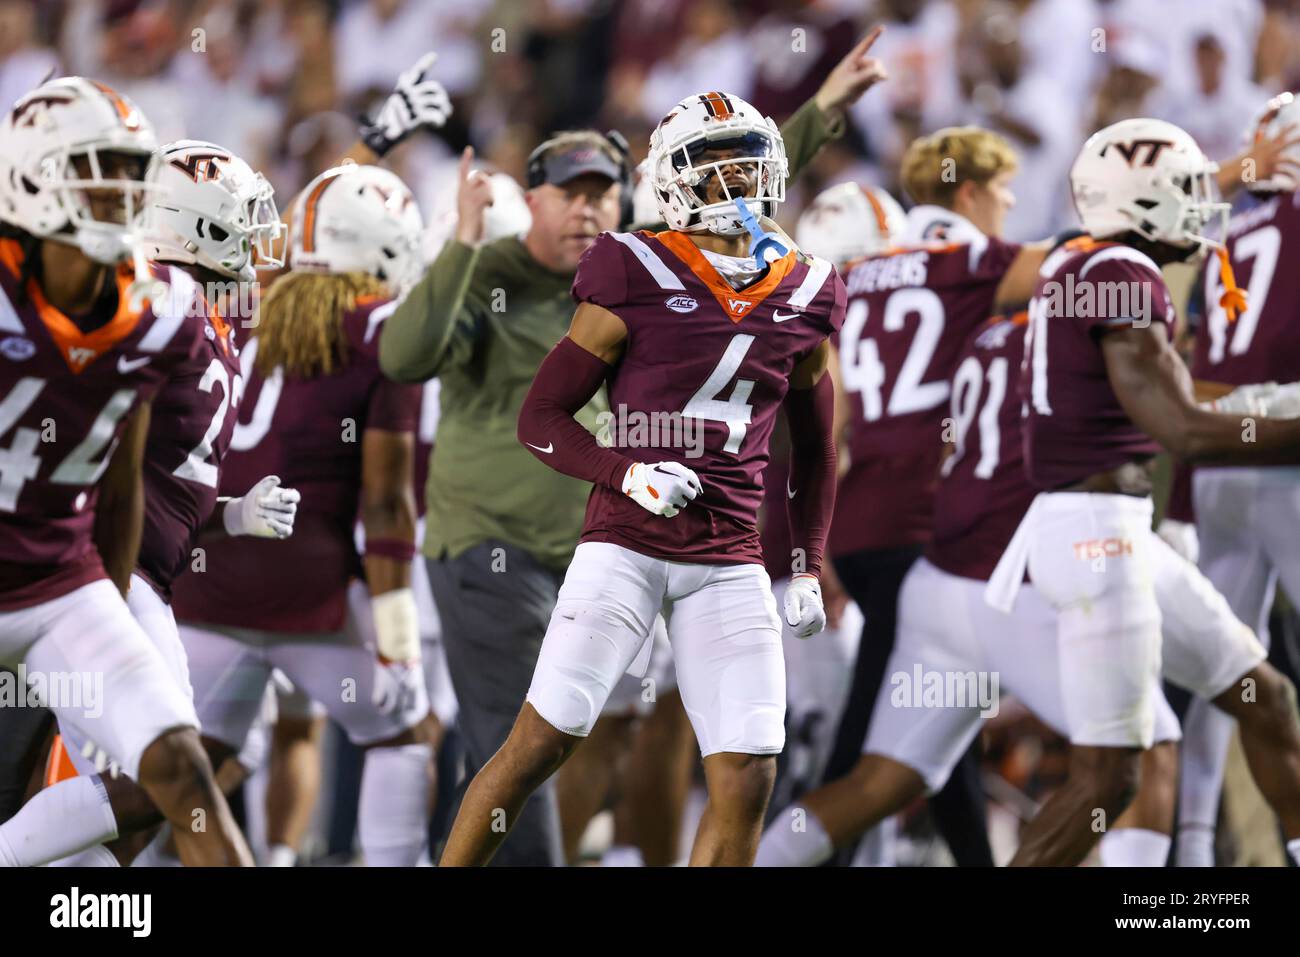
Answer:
0;336;36;361
665;294;698;314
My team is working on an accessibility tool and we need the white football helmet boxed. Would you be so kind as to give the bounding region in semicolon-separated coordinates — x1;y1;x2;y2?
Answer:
796;182;907;265
0;77;157;264
289;164;424;290
1070;118;1227;250
482;171;532;242
1244;91;1300;193
141;140;285;282
647;91;788;235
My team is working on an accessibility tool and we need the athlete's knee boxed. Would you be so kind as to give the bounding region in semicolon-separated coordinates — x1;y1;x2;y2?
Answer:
706;752;777;812
503;704;583;786
138;728;217;806
1071;746;1141;818
852;752;927;805
528;604;641;737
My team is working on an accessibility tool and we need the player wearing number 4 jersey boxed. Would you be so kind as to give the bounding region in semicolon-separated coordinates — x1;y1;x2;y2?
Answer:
986;117;1300;867
440;92;845;867
0;78;250;867
817;127;1052;866
0;139;303;868
170;162;436;866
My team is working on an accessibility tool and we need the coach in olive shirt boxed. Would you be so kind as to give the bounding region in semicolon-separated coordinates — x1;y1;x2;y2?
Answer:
381;68;876;866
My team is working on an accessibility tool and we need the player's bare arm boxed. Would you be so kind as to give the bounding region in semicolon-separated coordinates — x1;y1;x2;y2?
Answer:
567;301;629;365
994;239;1052;307
1102;322;1300;466
360;429;418;597
93;401;151;595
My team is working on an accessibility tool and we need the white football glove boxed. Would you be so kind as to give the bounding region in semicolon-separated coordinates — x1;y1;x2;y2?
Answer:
1156;518;1199;565
359;52;452;156
372;658;425;720
222;475;300;539
1206;381;1279;417
784;574;826;639
1261;381;1300;418
622;461;702;518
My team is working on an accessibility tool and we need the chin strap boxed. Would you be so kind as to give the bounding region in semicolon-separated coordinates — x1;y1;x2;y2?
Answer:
1215;246;1247;323
733;198;788;263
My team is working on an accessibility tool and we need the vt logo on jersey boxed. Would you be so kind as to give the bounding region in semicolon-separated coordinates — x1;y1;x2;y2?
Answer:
726;297;755;318
1100;139;1174;168
68;346;97;370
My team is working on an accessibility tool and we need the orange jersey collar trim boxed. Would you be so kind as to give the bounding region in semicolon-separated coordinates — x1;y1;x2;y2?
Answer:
652;230;796;323
0;239;145;373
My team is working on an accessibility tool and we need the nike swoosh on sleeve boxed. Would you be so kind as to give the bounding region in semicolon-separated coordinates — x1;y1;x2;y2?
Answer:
526;441;554;454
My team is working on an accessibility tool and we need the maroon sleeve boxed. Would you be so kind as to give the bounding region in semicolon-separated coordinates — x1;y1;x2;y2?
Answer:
368;376;423;432
1076;256;1171;335
571;232;630;308
783;373;837;577
973;237;1023;283
518;336;637;490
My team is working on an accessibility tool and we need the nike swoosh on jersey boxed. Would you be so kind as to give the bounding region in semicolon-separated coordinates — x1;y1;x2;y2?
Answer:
117;355;151;373
526;441;554;454
772;311;801;323
786;478;797;499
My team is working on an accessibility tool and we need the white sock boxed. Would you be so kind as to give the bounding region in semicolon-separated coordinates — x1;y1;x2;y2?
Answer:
48;845;120;867
601;844;644;867
358;743;433;866
755;803;834;867
0;774;118;867
1100;828;1172;867
1177;697;1234;849
1175;824;1216;868
132;826;181;867
266;844;297;868
1287;838;1300;866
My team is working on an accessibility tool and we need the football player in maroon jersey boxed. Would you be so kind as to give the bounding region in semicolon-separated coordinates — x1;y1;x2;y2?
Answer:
0;78;251;867
816;127;1054;865
440;91;846;867
169;163;436;866
988;118;1300;866
1169;91;1300;865
0;140;304;867
757;307;1183;867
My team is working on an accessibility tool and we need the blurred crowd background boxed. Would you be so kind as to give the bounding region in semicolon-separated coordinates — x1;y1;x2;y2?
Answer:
2;0;1296;246
3;0;1293;865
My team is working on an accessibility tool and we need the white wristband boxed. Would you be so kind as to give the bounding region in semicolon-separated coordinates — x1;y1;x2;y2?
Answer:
372;588;421;663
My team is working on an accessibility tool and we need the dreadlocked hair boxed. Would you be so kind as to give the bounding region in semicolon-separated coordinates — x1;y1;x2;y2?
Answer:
254;271;389;378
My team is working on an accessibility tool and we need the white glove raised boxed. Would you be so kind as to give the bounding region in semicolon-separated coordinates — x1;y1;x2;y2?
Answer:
222;475;300;539
1206;381;1279;417
784;574;826;639
359;52;452;156
622;461;702;518
1156;518;1199;565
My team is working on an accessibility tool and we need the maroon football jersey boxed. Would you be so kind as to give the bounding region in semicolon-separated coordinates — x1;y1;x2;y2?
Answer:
137;297;242;597
1021;242;1173;491
1194;191;1300;386
829;234;1022;557
571;230;845;565
0;243;204;609
927;313;1036;581
170;298;422;632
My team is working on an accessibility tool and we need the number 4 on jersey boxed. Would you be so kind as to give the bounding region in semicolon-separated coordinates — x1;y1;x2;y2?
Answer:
0;377;137;511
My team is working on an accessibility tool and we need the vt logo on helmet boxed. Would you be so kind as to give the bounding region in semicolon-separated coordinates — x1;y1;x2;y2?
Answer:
1070;118;1228;251
141;139;286;283
0;77;157;265
646;92;789;236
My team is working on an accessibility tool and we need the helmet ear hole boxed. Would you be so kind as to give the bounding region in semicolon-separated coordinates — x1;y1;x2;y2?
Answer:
208;222;229;242
19;175;38;195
